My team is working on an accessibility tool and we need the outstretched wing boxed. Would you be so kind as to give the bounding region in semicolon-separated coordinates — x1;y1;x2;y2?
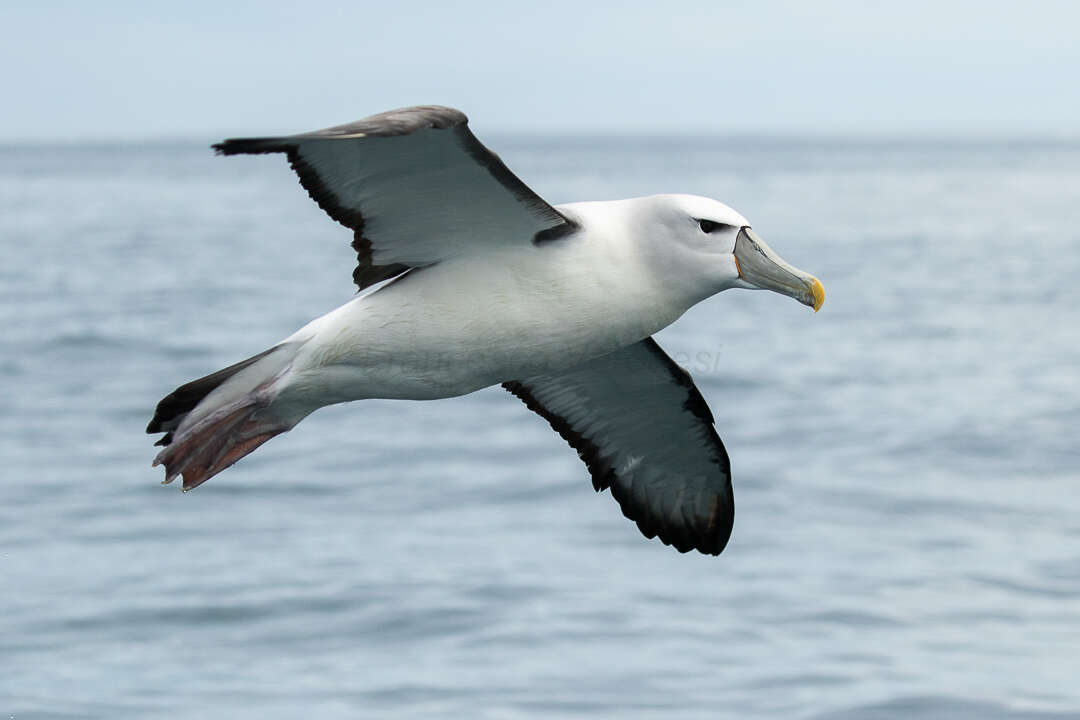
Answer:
214;105;577;290
504;338;734;555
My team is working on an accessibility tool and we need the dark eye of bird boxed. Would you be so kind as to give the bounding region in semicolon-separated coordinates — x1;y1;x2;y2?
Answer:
698;219;724;233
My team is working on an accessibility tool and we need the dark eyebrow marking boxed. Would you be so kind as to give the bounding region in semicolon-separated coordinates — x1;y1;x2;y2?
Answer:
697;219;737;234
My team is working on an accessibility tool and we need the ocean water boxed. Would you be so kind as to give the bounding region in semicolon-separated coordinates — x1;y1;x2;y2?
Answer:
1;136;1078;719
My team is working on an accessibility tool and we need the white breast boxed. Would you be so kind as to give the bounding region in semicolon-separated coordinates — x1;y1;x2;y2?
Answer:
286;210;686;402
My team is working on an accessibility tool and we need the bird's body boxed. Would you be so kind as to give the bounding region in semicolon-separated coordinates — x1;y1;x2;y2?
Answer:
148;106;824;555
285;199;690;403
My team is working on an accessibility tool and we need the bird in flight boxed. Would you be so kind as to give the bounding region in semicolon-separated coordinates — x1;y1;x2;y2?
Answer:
148;106;824;555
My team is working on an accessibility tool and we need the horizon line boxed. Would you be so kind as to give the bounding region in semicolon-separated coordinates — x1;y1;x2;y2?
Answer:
3;128;1080;148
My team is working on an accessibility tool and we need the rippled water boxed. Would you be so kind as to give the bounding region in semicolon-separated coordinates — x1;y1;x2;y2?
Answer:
2;137;1078;719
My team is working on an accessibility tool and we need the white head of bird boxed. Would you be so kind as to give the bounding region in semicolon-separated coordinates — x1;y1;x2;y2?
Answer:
581;193;825;312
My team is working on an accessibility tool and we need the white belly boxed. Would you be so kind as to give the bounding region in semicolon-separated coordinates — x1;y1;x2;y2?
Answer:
284;240;682;402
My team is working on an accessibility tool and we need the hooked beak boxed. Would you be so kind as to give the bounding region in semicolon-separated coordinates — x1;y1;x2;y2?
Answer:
733;227;825;312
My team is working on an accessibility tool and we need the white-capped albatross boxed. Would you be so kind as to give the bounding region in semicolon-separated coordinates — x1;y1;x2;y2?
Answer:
147;105;825;556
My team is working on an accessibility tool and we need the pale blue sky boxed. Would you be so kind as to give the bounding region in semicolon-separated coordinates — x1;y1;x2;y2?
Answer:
3;0;1078;141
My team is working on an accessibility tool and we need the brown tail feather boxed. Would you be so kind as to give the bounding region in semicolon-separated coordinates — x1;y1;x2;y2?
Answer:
153;397;288;491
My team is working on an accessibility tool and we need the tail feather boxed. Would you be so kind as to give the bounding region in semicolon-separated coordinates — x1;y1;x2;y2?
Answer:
153;396;287;491
148;342;304;489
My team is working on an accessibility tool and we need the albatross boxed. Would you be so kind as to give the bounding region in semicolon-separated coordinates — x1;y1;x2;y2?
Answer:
147;105;824;556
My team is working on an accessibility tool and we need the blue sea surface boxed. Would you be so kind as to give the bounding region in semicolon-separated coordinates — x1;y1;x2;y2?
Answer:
1;137;1078;718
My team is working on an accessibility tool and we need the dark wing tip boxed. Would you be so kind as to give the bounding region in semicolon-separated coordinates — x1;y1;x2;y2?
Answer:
212;138;292;156
610;484;733;556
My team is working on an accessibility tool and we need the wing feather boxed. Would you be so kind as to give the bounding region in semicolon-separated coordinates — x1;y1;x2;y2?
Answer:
214;105;577;290
504;338;734;555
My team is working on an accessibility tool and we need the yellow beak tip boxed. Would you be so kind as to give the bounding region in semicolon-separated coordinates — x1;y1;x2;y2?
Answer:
810;277;825;312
